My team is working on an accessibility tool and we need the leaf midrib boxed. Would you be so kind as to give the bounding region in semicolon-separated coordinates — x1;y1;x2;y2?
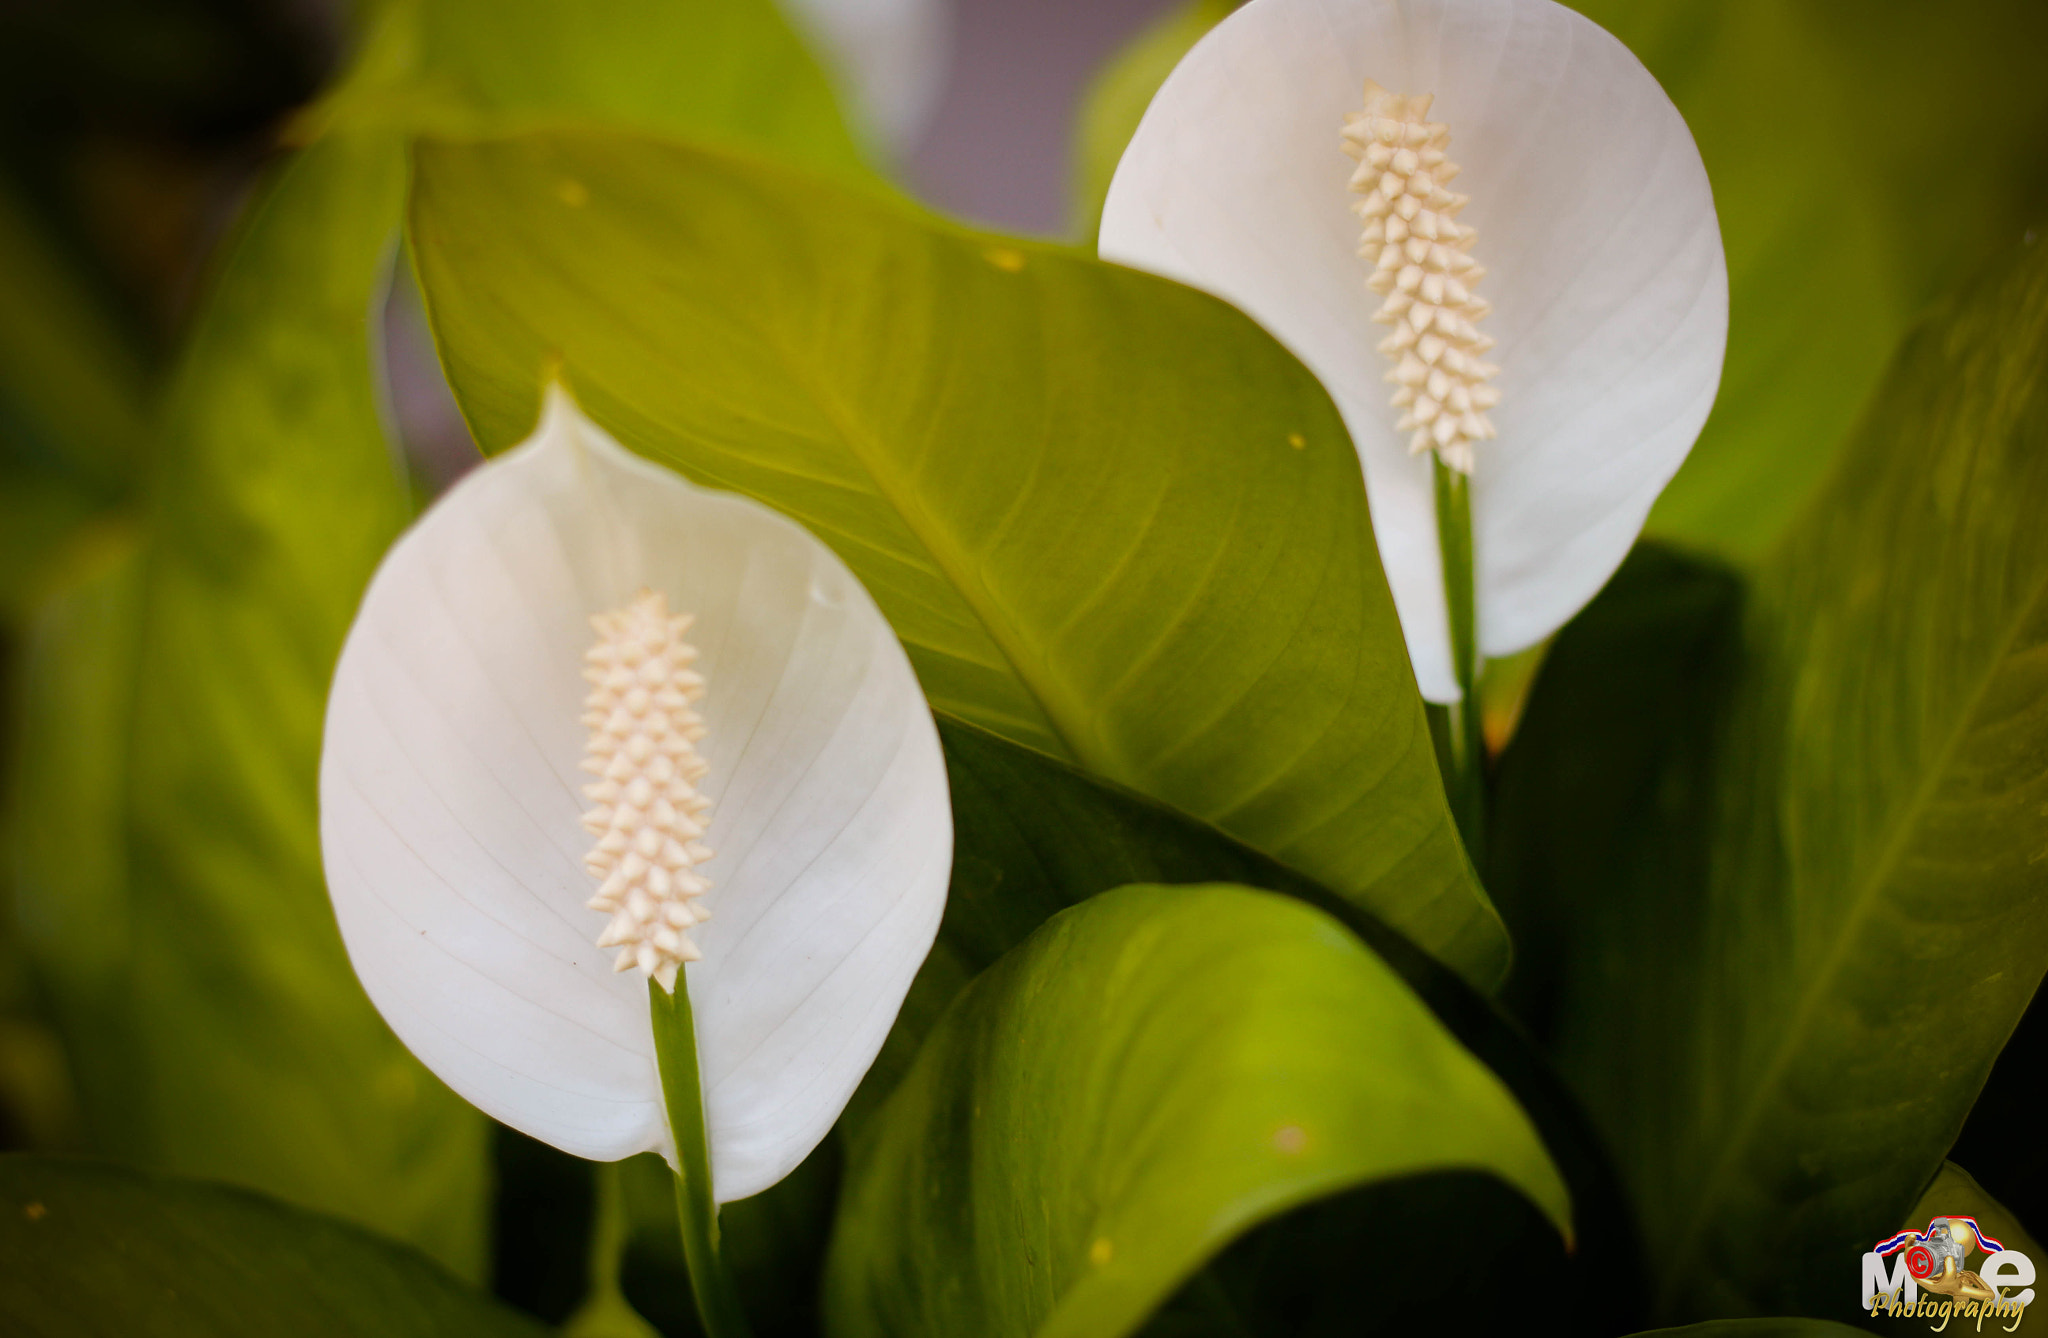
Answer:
749;310;1093;768
1658;560;2048;1299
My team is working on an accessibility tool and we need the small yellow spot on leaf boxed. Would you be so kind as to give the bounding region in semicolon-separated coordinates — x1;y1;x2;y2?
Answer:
24;1201;46;1222
983;247;1026;273
1089;1237;1114;1266
1274;1124;1309;1155
557;179;590;208
1287;432;1307;450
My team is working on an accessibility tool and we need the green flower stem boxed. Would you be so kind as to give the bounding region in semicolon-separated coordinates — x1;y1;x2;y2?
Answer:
648;977;753;1338
1430;454;1487;866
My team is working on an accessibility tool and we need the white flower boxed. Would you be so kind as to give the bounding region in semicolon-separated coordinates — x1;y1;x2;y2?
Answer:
1099;0;1726;702
780;0;952;158
319;386;952;1203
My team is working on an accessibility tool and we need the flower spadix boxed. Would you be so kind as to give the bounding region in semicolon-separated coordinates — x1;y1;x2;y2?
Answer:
319;385;951;1202
1099;0;1727;701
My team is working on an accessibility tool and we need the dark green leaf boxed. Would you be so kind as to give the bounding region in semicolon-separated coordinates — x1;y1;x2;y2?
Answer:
1901;1162;2045;1269
298;0;867;189
409;126;1507;989
1494;238;2048;1318
1569;0;2048;559
11;133;491;1277
0;1154;549;1337
9;0;904;1282
1951;989;2048;1231
0;187;149;619
825;883;1568;1338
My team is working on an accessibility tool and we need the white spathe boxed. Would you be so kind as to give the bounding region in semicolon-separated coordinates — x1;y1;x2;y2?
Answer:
780;0;951;158
319;386;952;1202
1099;0;1727;702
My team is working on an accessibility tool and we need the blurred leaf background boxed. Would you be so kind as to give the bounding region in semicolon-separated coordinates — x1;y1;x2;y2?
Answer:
2;0;2044;1335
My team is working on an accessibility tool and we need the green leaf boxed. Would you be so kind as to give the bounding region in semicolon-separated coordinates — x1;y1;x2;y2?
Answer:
1902;1162;2045;1269
1069;0;1239;240
300;0;868;189
0;186;150;618
10;133;491;1277
1485;544;1744;1054
408;126;1507;989
1564;0;2048;559
824;883;1569;1338
615;715;1619;1336
0;187;149;494
876;717;1642;1334
0;1154;549;1336
1492;238;2048;1318
9;0;899;1281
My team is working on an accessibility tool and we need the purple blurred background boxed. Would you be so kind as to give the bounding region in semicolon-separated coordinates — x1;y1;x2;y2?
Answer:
394;0;1187;488
906;0;1177;235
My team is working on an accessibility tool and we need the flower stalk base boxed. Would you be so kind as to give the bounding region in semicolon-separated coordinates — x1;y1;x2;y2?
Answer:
1429;457;1487;865
649;978;754;1338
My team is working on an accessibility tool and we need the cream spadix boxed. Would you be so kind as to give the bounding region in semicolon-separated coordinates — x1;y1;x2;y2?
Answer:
1100;0;1727;702
319;386;951;1202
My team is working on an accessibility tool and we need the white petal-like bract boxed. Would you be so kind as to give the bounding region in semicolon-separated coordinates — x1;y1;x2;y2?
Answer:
1100;0;1726;701
320;387;952;1202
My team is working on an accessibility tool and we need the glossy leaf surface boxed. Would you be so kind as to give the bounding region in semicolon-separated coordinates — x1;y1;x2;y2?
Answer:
410;126;1508;989
10;134;492;1276
0;187;147;618
825;883;1568;1338
1493;240;2048;1317
0;1155;548;1336
1582;0;2048;559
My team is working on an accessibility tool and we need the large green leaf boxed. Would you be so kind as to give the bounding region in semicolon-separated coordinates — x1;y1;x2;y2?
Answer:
1493;239;2048;1319
10;132;493;1276
1901;1163;2045;1269
311;0;864;183
0;186;149;619
0;187;148;496
1952;991;2048;1230
918;718;1643;1333
7;0;907;1281
0;1154;549;1336
1573;0;2048;559
824;883;1568;1338
408;126;1507;989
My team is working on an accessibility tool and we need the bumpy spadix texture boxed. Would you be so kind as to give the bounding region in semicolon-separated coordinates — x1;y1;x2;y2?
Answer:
1346;82;1498;474
320;386;951;1202
1099;0;1727;701
580;591;714;992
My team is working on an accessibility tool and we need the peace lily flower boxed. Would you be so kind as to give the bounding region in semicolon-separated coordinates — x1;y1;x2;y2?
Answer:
1099;0;1727;705
319;386;952;1211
